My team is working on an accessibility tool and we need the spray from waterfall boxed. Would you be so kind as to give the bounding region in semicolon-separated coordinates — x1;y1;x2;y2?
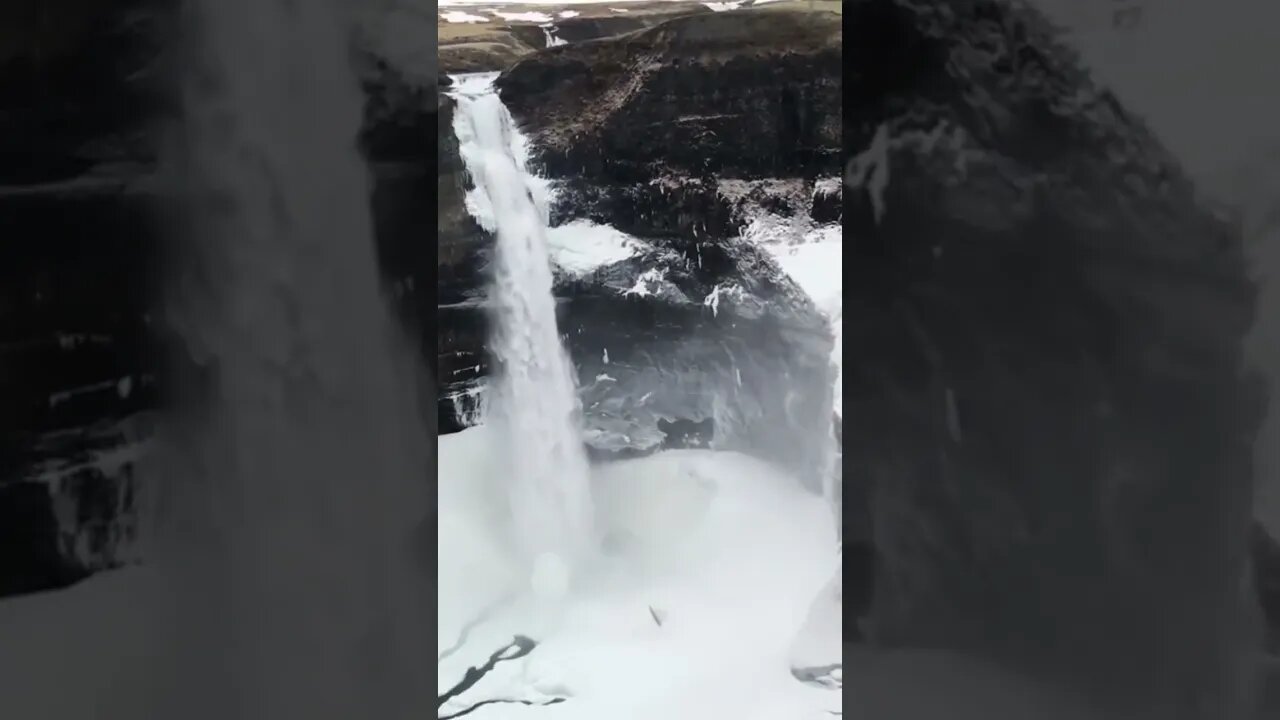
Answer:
148;1;432;718
449;74;593;591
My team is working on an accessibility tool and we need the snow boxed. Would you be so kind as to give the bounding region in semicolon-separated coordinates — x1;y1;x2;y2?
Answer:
703;282;746;318
436;424;842;719
545;220;647;275
703;1;743;11
441;10;489;22
620;267;666;298
488;9;556;22
740;213;843;417
48;378;128;408
0;569;172;718
752;222;842;318
558;10;580;18
3;564;1276;718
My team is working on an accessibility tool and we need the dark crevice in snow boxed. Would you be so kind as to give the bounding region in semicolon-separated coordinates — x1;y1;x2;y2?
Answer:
440;697;567;720
791;663;842;690
439;636;570;717
437;592;514;663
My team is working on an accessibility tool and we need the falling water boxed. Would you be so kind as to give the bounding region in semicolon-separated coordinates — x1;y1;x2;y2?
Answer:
449;74;594;587
149;1;432;718
543;26;568;47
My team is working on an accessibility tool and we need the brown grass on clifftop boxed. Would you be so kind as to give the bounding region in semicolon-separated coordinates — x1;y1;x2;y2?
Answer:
438;0;839;74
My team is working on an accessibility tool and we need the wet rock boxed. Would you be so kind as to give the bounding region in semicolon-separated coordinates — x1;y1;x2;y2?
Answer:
657;417;713;450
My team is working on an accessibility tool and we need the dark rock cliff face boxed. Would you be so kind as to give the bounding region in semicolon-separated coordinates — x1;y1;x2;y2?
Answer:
436;94;488;306
841;0;1262;712
498;9;842;241
435;91;490;433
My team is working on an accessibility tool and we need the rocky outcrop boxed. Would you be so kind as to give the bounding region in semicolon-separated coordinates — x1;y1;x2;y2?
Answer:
840;0;1260;713
498;9;841;241
553;241;834;479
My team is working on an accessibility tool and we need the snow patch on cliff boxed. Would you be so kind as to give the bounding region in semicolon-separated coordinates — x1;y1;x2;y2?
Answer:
738;211;842;417
441;10;489;23
546;221;649;275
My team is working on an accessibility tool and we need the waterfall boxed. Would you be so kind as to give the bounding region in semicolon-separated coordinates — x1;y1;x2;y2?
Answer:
543;26;568;47
149;1;432;718
448;74;594;587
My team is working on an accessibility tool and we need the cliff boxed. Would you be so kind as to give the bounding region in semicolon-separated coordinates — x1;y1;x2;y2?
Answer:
498;8;842;240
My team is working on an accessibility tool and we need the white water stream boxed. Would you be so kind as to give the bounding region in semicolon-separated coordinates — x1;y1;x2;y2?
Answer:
449;73;595;590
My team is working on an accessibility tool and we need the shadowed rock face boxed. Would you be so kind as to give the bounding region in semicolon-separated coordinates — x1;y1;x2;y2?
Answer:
435;93;489;306
841;0;1262;713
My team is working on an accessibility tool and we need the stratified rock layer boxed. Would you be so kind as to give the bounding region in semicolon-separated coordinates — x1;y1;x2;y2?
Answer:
499;8;841;240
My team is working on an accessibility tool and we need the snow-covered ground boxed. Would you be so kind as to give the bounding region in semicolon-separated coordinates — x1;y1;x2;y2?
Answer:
0;425;841;719
741;212;843;418
437;425;841;719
